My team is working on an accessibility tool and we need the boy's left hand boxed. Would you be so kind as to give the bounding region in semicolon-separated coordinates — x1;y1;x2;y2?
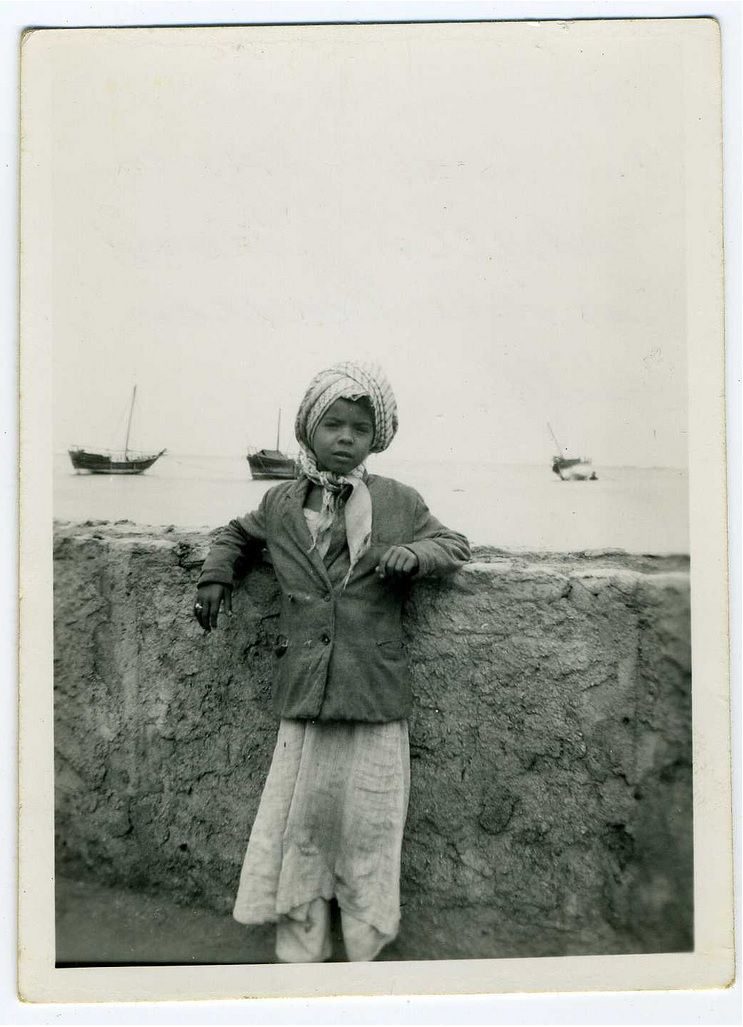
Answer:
376;546;419;579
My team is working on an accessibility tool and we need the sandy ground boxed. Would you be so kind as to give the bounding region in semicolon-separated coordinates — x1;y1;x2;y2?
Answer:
55;876;369;966
55;876;278;965
56;876;415;965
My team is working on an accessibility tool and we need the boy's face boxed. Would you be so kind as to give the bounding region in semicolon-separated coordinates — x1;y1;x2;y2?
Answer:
312;397;375;474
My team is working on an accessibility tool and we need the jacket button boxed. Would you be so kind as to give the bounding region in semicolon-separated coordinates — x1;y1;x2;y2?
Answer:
320;633;331;644
323;594;331;603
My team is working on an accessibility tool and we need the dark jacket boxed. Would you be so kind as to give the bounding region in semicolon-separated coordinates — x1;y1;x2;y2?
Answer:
198;473;470;722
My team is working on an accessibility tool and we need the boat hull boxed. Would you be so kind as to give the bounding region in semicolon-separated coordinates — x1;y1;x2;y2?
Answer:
552;457;597;481
247;450;298;480
69;449;165;474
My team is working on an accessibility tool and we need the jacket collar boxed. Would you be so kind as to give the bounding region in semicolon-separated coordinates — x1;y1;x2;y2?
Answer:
280;477;333;587
281;471;378;586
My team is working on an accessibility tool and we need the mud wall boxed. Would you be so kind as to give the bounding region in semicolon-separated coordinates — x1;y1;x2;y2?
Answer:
53;521;693;959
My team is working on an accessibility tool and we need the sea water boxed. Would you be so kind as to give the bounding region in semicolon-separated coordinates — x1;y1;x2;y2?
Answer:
53;452;689;555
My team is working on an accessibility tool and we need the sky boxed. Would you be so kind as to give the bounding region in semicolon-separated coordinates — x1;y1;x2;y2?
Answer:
48;21;689;467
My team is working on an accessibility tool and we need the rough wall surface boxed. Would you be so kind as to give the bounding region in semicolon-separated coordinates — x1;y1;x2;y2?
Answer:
53;521;692;960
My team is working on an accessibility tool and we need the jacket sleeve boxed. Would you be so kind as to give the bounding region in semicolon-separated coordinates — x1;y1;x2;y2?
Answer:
197;491;270;588
403;492;471;577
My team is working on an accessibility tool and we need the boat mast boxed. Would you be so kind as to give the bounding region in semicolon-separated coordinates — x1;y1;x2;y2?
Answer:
276;408;281;451
124;386;137;459
547;422;563;457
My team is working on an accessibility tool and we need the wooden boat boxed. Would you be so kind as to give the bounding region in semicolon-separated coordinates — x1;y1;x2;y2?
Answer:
247;409;298;480
68;387;166;475
547;423;597;481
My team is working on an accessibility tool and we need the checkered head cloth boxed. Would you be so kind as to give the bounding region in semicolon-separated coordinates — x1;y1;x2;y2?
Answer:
294;361;398;454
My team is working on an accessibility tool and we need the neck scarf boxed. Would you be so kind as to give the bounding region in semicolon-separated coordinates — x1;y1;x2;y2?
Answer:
298;447;370;585
294;361;398;586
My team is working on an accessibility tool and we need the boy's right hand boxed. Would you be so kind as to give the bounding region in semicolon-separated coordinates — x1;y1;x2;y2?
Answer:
193;584;232;632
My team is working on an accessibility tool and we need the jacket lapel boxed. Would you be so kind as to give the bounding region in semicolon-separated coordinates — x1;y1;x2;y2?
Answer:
324;518;351;583
280;478;333;587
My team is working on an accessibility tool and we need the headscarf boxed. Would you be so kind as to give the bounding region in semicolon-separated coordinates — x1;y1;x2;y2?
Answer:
294;361;398;585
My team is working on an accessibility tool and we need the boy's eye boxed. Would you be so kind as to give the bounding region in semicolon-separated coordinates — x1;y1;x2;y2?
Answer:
320;419;372;434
